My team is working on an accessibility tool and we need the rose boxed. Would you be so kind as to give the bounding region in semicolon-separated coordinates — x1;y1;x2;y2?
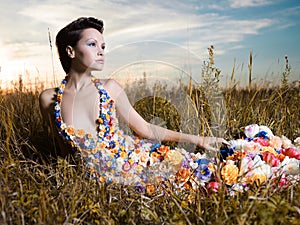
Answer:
262;151;280;167
281;147;300;160
221;161;239;185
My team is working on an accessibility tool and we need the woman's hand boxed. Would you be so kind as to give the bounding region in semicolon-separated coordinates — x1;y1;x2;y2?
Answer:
196;136;230;151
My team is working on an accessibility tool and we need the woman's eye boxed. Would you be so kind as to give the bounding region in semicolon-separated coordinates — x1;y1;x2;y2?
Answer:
87;42;96;47
101;45;105;50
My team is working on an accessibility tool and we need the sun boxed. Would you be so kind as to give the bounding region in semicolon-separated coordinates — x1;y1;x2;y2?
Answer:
0;59;25;90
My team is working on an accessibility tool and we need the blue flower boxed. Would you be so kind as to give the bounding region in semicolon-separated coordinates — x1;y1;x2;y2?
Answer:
194;164;212;181
256;131;269;139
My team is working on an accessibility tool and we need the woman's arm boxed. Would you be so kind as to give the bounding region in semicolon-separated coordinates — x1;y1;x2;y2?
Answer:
104;79;228;151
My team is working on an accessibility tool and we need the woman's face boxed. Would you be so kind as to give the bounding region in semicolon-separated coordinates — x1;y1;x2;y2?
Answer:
69;28;105;72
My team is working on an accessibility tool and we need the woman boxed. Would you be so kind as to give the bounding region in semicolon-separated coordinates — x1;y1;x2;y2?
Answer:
39;17;228;191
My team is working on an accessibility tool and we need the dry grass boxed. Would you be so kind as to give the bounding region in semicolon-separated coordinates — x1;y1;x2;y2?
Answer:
0;52;300;224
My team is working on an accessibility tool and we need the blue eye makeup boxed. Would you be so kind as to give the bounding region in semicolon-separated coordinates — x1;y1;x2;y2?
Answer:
87;42;96;47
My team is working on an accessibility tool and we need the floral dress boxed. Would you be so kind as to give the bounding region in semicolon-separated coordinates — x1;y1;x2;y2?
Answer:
54;76;300;194
54;76;212;193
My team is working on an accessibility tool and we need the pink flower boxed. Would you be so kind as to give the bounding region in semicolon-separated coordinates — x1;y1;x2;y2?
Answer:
207;181;219;193
281;147;300;160
278;176;289;189
262;151;280;167
254;137;270;147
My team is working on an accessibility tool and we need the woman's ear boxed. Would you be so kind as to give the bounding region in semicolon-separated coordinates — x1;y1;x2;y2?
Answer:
66;46;75;58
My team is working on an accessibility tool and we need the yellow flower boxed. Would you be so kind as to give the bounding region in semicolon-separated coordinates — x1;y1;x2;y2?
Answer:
75;129;85;138
87;133;93;139
128;159;134;165
146;184;155;196
243;174;267;185
221;164;239;185
166;150;183;167
107;161;112;168
261;146;278;156
66;126;75;135
150;152;159;158
120;151;128;159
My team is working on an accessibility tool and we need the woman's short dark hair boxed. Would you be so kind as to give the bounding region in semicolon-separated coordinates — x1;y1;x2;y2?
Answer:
56;17;104;74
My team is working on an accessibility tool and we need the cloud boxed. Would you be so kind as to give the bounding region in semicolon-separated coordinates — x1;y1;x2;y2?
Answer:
229;0;272;8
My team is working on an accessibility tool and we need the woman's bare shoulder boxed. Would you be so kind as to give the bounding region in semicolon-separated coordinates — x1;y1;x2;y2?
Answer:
103;78;123;91
39;88;57;110
102;79;124;99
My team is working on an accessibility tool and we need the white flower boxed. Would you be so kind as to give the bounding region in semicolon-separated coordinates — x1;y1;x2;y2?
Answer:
230;139;248;151
116;157;125;171
281;136;293;149
189;161;199;169
245;124;259;138
294;137;300;147
55;104;60;110
61;123;67;130
280;157;299;175
258;125;274;138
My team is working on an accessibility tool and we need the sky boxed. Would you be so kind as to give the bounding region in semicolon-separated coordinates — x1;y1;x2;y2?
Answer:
0;0;299;89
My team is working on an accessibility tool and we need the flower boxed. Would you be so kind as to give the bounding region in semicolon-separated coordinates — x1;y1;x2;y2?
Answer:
294;137;300;147
243;141;261;154
75;129;85;138
166;150;183;167
281;148;300;160
245;124;260;138
221;162;239;185
176;167;191;182
262;151;280;167
194;164;212;182
157;145;170;156
207;181;219;193
66;126;75;135
281;136;293;149
146;184;155;196
261;146;279;156
139;152;151;167
122;161;131;172
269;136;283;150
253;137;270;147
280;157;299;175
258;125;274;138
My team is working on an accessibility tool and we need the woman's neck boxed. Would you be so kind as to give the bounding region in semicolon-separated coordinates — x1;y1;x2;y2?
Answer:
66;71;93;91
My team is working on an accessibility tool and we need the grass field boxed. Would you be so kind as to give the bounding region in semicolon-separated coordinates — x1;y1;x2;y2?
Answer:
0;50;300;224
